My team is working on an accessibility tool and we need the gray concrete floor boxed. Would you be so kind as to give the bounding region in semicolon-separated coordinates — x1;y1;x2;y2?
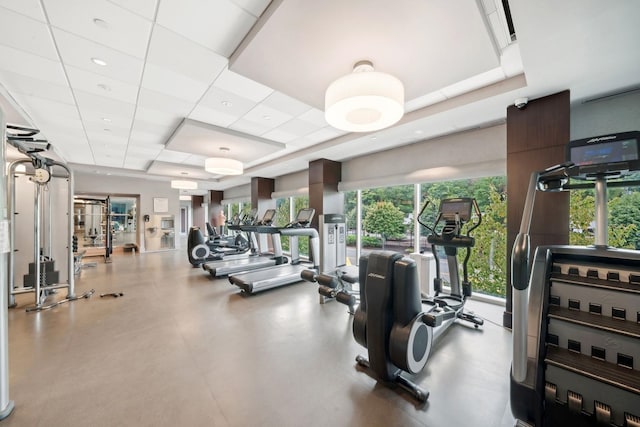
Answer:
4;250;515;427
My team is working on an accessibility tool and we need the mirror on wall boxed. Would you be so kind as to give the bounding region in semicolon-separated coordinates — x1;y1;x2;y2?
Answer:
74;195;138;253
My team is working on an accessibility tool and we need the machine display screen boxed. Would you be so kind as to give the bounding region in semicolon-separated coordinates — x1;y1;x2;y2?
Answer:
440;200;472;221
571;138;639;166
296;208;315;224
262;209;276;223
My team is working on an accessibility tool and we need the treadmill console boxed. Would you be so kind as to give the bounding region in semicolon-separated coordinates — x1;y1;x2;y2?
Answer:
568;130;640;178
259;209;276;225
295;208;315;226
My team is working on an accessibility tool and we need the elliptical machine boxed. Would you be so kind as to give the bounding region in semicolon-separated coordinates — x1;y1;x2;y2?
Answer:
352;197;483;403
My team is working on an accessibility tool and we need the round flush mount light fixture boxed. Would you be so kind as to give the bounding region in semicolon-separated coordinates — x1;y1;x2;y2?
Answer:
171;180;198;190
325;60;404;133
205;147;243;176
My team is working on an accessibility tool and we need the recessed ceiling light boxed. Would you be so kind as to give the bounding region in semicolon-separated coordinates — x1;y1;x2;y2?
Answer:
102;117;112;122
370;136;377;140
91;57;107;66
221;101;232;107
93;18;109;29
415;130;423;134
181;172;189;175
103;128;111;132
262;115;271;120
97;84;111;92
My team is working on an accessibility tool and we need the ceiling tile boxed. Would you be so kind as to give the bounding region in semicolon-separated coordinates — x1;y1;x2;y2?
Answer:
231;0;271;17
0;0;46;22
304;126;346;144
84;123;129;139
80;109;133;131
123;158;150;170
156;0;257;57
141;62;209;102
262;91;311;117
128;128;165;146
42;0;153;58
213;67;273;102
198;85;257;117
147;25;227;84
228;118;271;136
124;144;163;158
0;45;67;85
74;90;136;119
95;157;125;168
242;104;292;128
188;105;239;128
0;7;58;60
52;28;144;85
181;154;207;167
137;88;195;117
86;131;129;146
277;118;321;137
261;128;297;143
0;71;75;105
16;94;81;122
65;65;139;103
108;0;158;20
297;108;327;127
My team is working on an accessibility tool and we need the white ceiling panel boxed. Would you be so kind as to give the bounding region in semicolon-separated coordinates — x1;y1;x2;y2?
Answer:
147;25;227;84
84;124;129;139
65;65;139;103
16;94;81;122
228;118;271;137
188;105;240;128
42;0;153;58
304;126;346;144
297;108;328;127
198;85;258;117
137;88;195;117
80;110;133;131
260;128;297;143
108;0;158;20
0;45;67;85
231;0;271;18
276;118;321;138
95;157;126;168
74;90;136;119
124;144;163;158
212;68;273;102
128;129;165;146
0;0;46;21
165;119;285;161
156;0;257;57
141;63;209;102
52;28;144;85
0;71;75;105
123;158;151;170
0;7;58;60
147;160;214;180
231;0;499;109
181;154;207;167
262;91;311;117
154;150;191;163
242;103;292;129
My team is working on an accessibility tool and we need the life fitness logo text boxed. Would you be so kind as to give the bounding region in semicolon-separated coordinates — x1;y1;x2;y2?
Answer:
368;273;386;280
586;135;616;144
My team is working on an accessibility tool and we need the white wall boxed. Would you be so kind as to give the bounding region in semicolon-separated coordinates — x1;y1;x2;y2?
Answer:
74;172;179;252
571;91;640;139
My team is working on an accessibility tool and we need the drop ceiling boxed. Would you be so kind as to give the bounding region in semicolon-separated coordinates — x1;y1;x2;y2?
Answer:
0;0;639;193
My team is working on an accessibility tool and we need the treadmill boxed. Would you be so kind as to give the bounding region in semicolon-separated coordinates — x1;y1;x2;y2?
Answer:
229;208;320;294
202;209;286;277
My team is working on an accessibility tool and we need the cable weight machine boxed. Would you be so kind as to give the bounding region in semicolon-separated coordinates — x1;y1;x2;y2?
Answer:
6;125;94;311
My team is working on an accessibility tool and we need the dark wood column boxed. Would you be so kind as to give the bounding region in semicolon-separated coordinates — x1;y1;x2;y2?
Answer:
192;195;205;231
504;90;570;328
308;158;343;230
251;177;275;215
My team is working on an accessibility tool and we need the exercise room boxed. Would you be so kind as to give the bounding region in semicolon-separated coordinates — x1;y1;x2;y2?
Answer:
0;1;639;426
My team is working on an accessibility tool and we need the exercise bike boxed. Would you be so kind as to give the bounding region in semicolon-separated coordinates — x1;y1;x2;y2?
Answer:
352;197;483;403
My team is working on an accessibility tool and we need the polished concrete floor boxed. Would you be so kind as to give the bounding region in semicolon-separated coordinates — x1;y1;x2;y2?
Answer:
4;250;516;427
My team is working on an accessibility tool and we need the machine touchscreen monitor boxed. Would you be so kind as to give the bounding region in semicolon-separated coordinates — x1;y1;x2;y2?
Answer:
295;208;315;225
439;199;472;222
568;131;640;175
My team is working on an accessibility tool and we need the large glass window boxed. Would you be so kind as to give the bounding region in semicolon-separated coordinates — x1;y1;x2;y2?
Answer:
275;195;310;256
